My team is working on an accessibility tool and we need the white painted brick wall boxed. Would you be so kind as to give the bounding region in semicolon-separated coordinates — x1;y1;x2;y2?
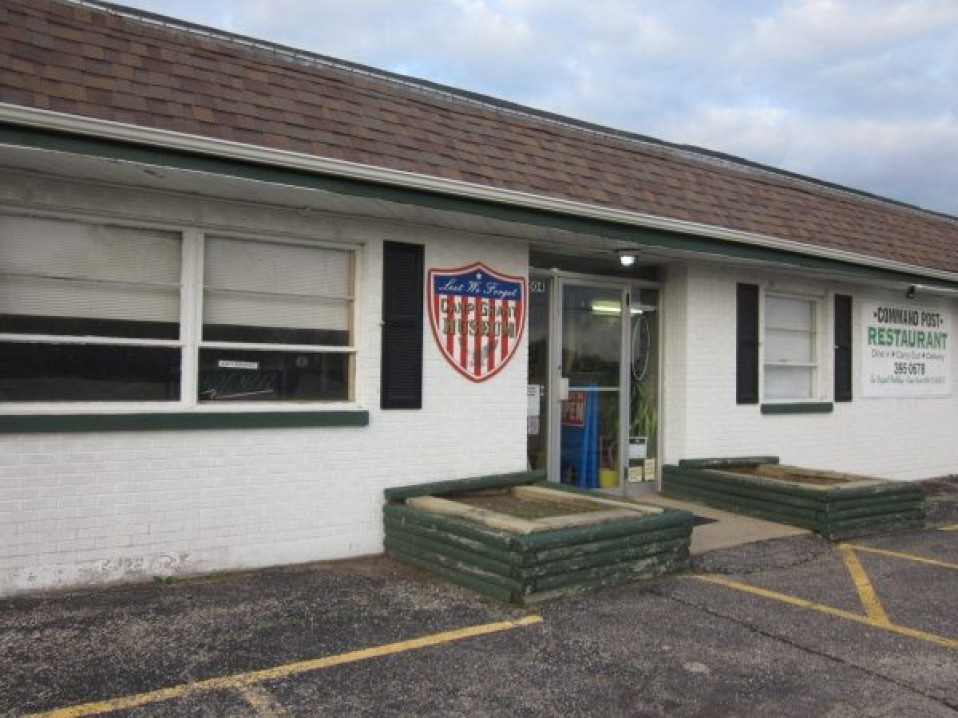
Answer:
0;174;529;595
664;263;958;480
5;172;955;597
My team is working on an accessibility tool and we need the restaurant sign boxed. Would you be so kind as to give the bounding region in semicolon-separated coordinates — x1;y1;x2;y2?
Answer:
861;301;951;397
427;262;526;382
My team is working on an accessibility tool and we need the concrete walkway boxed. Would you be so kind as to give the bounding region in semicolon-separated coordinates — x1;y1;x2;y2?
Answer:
616;483;809;554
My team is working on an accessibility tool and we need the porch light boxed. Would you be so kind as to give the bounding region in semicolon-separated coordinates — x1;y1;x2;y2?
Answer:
617;249;638;267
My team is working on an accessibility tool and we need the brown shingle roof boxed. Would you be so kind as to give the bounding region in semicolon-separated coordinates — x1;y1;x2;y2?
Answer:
2;0;958;276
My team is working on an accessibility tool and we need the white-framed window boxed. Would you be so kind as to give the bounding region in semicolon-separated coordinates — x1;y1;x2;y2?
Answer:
762;293;820;402
0;215;356;408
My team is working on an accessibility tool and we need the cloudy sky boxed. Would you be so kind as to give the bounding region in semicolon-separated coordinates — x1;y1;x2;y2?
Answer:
120;0;958;215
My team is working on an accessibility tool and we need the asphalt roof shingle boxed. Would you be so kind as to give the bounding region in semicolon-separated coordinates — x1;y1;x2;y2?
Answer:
2;0;957;276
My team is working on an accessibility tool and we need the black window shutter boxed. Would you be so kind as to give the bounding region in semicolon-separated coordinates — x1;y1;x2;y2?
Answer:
834;294;853;402
381;242;424;409
736;283;760;404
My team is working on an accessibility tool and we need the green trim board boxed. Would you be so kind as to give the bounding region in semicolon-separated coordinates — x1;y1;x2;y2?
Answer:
0;410;369;433
761;402;834;415
2;123;955;288
384;471;692;604
662;460;925;540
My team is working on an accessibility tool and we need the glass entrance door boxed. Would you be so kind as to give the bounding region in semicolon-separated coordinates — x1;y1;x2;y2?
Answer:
557;281;629;489
527;271;658;490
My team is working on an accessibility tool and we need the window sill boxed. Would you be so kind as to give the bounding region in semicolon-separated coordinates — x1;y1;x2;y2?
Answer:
760;402;834;415
0;410;369;434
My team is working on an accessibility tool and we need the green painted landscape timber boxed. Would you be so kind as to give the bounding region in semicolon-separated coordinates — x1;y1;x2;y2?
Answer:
384;471;692;603
534;549;688;592
384;503;520;552
663;459;925;540
828;501;924;520
663;480;826;521
663;481;821;521
385;530;517;578
827;509;924;529
384;536;524;591
386;513;690;573
383;516;526;566
524;559;681;605
678;457;780;469
387;523;687;582
662;483;821;530
384;470;547;501
665;469;827;509
670;466;830;501
533;525;690;563
385;545;515;603
825;493;923;512
517;510;691;552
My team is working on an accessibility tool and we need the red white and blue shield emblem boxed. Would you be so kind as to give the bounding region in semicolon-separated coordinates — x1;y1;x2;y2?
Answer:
427;262;526;382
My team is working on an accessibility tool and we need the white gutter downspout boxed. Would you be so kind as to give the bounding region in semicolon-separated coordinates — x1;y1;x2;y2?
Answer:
2;103;958;286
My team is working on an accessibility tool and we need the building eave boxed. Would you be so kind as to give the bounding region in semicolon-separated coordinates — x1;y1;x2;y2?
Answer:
2;102;957;288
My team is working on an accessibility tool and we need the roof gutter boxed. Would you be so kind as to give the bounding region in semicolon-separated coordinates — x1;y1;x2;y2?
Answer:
2;103;958;286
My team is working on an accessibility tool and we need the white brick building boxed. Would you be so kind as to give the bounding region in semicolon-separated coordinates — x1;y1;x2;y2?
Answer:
0;1;955;595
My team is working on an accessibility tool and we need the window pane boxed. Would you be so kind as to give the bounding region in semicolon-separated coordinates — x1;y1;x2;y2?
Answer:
204;238;351;346
765;295;813;331
0;343;180;402
198;349;349;402
765;328;814;364
765;365;813;401
0;216;180;339
563;285;622;388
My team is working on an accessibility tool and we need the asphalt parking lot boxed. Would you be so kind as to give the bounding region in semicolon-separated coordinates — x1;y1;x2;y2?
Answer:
2;480;956;718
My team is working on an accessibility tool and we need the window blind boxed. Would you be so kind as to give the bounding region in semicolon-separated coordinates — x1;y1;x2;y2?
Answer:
0;216;180;328
203;237;351;342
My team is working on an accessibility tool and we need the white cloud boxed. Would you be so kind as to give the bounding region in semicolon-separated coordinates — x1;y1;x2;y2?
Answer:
744;0;958;64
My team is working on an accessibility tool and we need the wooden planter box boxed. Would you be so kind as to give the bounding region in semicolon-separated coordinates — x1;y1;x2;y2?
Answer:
384;470;693;604
662;458;925;541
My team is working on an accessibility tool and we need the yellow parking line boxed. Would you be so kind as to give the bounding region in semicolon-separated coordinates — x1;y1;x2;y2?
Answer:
846;544;958;570
693;575;958;650
840;544;890;624
938;524;958;532
26;615;543;718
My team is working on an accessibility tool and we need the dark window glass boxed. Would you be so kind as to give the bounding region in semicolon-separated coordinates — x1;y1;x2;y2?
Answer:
202;324;348;346
198;349;349;403
0;314;179;340
0;343;180;402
